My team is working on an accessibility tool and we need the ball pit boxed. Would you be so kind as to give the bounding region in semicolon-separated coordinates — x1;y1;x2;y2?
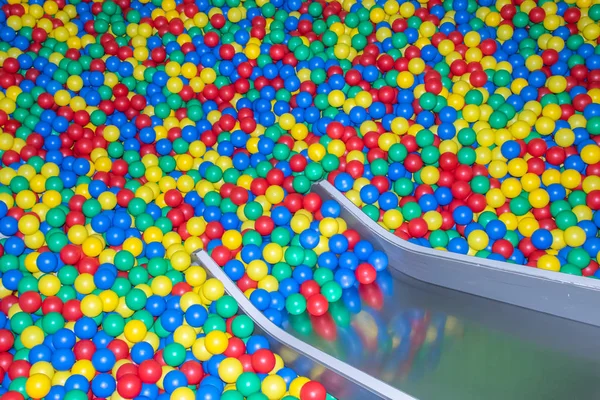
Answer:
0;0;599;397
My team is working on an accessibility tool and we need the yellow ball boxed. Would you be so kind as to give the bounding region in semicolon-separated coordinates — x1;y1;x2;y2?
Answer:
263;243;283;264
81;294;103;317
202;278;225;301
289;377;310;397
537;254;560;272
561;170;581;190
261;375;287;400
319;217;339;238
467;231;489;251
581;144;600;165
185;265;207;287
222;230;242;250
247;259;268;281
38;274;61;297
21;326;45;348
564;226;586;247
26;373;52;399
205;330;228;355
173;326;197;349
171;250;191;271
18;214;40;235
218;357;244;384
382;209;403;230
124;320;147;343
528;188;550;209
151;275;173;296
171;387;195;400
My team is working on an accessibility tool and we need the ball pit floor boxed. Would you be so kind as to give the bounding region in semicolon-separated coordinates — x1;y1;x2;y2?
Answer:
0;0;599;398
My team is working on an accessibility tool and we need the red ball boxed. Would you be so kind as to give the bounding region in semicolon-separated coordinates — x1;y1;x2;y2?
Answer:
41;296;63;315
303;193;322;213
139;359;162;383
164;189;183;207
8;360;30;380
0;330;14;352
224;337;246;358
587;190;600;211
73;339;96;360
180;360;204;385
117;374;142;398
251;349;276;374
300;381;327;400
408;218;428;238
300;280;321;298
18;291;41;313
60;244;82;265
211;245;232;266
306;294;329;317
108;339;130;360
469;70;487;87
355;263;377;285
254;216;274;236
492;239;514;258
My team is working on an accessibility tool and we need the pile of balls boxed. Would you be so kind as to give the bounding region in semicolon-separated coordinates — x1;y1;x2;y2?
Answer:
0;0;599;398
317;0;600;275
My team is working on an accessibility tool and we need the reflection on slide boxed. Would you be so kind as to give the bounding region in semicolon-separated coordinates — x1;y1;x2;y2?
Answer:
281;267;600;400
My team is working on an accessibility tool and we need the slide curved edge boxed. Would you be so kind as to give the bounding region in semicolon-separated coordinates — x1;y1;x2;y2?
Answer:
192;250;414;400
313;180;600;327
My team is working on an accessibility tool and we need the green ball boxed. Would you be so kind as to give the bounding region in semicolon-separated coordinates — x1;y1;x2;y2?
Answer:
292;176;311;193
163;343;186;366
222;391;245;400
242;230;262;246
321;281;342;303
388;143;407;162
362;204;379;222
370;158;389;176
393;178;413;196
10;312;33;334
125;288;147;311
237;372;261;397
216;295;239;318
103;314;125;337
244;201;264;220
114;250;135;271
555;210;577;230
57;265;78;286
560;264;582;276
128;267;149;287
203;314;227;334
286;293;307;315
402;202;421;221
231;315;254;338
509;197;531;216
313;268;334;286
429;230;449;248
41;312;65;334
419;93;437;110
271;263;292;281
471;176;490;194
285;246;305;267
271;227;291;246
567;249;591;269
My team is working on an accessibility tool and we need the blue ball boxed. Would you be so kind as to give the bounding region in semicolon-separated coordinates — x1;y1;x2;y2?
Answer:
185;304;208;328
485;220;507;240
531;229;553;250
91;374;116;398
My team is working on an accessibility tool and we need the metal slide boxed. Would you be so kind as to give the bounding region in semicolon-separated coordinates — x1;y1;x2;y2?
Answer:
193;251;411;400
194;181;600;400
